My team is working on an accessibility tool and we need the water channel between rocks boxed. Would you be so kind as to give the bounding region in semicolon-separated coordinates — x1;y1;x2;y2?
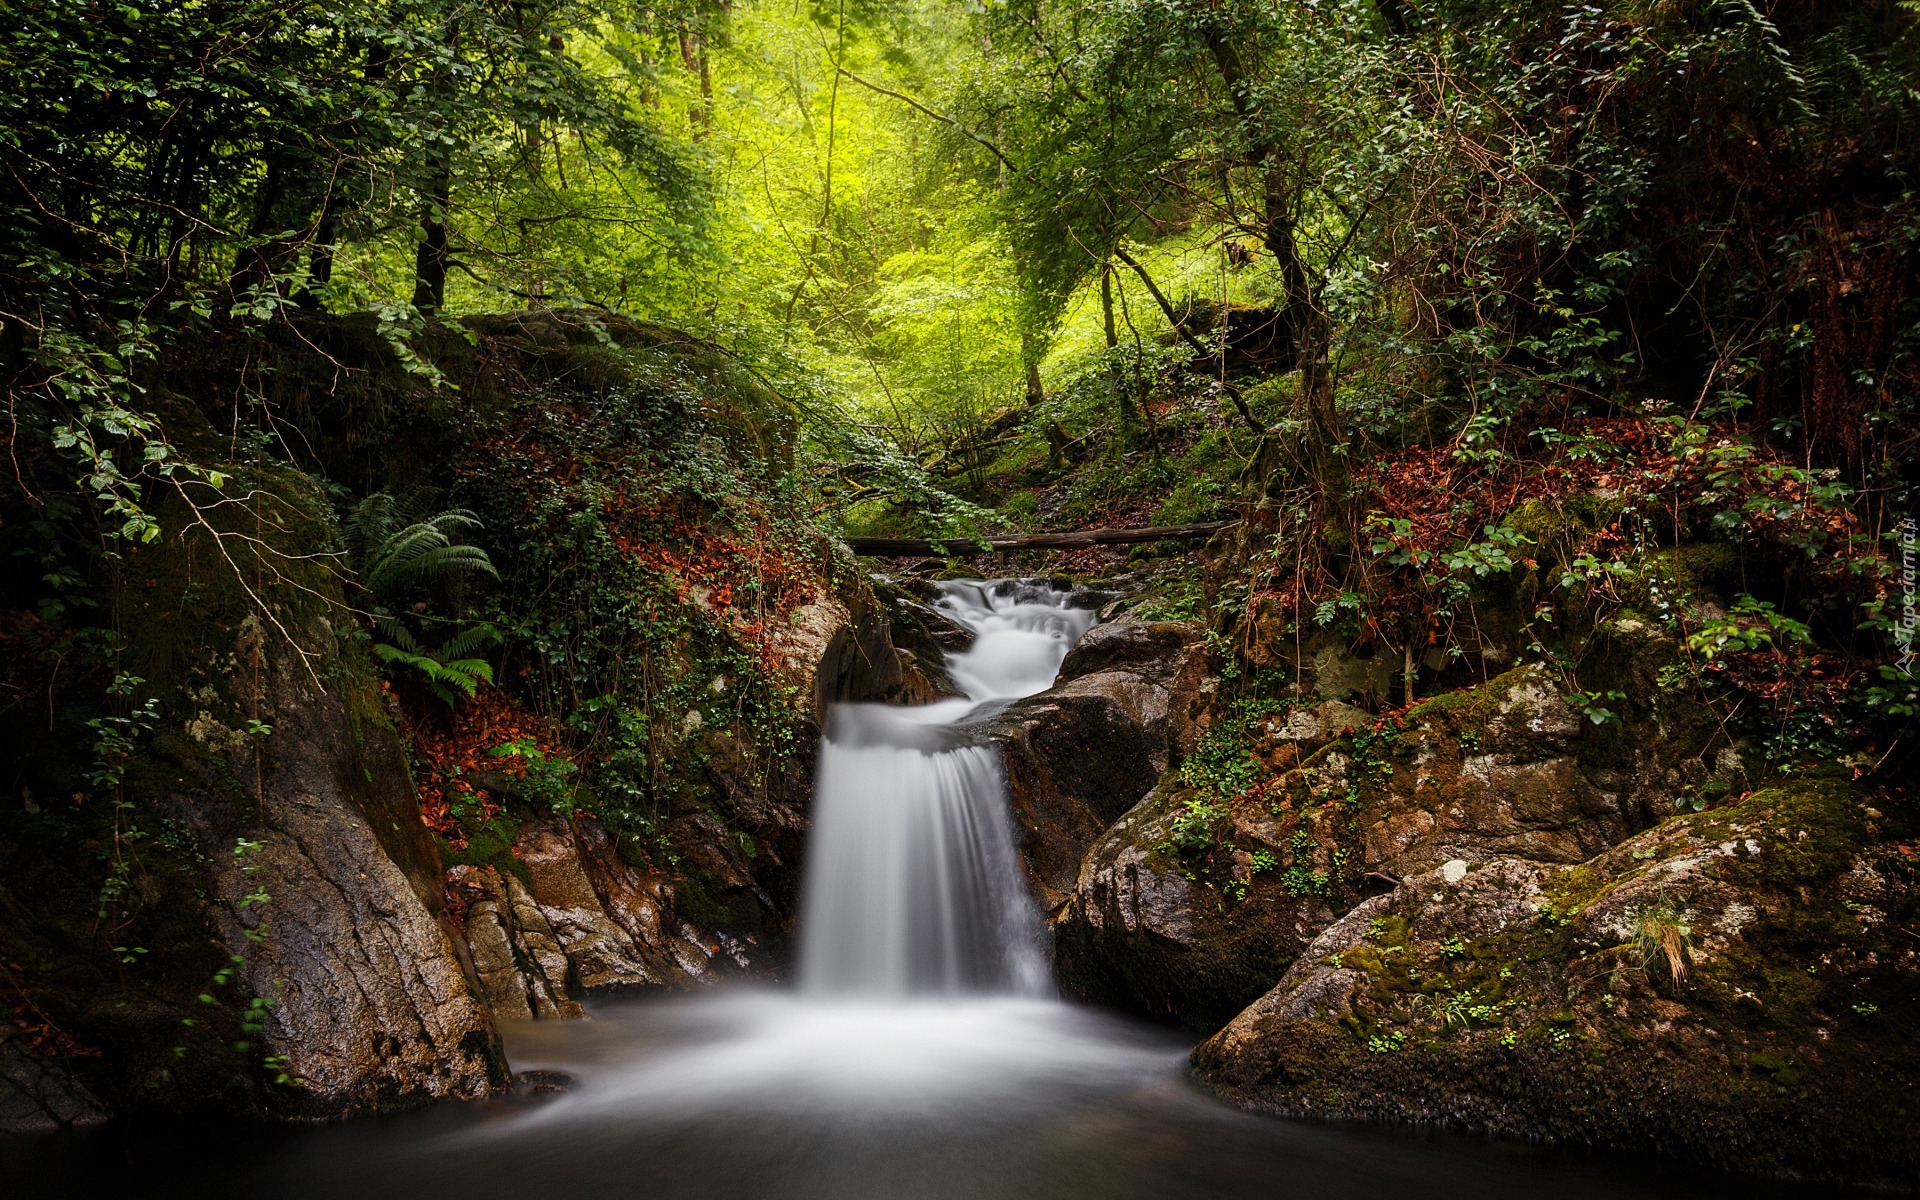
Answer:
3;581;1856;1200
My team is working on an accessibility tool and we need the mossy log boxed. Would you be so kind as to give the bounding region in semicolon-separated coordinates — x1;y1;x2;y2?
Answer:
844;519;1238;558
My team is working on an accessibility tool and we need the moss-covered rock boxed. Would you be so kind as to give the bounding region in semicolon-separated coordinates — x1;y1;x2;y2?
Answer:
1050;776;1340;1032
1194;775;1920;1188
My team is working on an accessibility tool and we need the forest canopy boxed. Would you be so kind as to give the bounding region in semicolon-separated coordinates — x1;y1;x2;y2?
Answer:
3;0;1917;718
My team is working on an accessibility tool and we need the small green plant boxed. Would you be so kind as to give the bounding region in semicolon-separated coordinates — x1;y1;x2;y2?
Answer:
1626;901;1693;982
1441;935;1466;958
1166;798;1222;855
1500;1030;1518;1048
1655;662;1696;691
1674;780;1731;813
1685;595;1813;662
1367;1029;1408;1053
1281;865;1330;896
1852;1003;1879;1016
490;739;581;814
1572;690;1628;727
1312;590;1368;638
374;622;502;705
1248;849;1278;874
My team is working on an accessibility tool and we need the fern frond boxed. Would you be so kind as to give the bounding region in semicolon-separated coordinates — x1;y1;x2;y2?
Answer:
373;611;423;654
357;509;497;600
438;622;502;660
437;659;495;690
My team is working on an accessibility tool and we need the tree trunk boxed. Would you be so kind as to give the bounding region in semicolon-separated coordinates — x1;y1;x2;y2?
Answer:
1101;263;1118;348
411;161;453;312
1021;327;1045;405
298;196;340;310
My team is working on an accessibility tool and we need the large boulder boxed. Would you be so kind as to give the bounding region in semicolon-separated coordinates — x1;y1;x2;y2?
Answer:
1049;775;1342;1032
1194;775;1920;1188
968;620;1208;909
125;471;505;1117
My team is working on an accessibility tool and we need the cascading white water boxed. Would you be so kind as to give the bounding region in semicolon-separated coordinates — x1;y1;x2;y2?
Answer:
797;579;1097;998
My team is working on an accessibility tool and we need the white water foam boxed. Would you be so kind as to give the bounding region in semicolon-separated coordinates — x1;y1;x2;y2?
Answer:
795;578;1094;997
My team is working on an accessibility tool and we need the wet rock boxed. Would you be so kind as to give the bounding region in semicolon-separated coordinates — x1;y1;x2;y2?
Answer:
1194;775;1920;1189
1050;778;1333;1033
513;1069;576;1094
569;817;712;986
879;586;970;704
513;821;664;991
970;620;1208;907
806;571;972;719
0;1022;108;1133
453;865;581;1021
118;465;506;1116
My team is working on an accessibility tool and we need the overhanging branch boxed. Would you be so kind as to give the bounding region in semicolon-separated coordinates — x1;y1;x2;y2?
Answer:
835;67;1017;171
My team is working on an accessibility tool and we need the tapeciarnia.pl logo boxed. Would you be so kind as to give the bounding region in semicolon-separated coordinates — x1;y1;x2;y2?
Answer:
1899;518;1917;676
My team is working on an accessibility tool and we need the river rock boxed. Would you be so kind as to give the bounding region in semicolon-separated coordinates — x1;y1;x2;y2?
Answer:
452;865;582;1021
1051;642;1750;1035
512;821;663;990
970;620;1208;907
1193;774;1920;1188
1050;776;1339;1032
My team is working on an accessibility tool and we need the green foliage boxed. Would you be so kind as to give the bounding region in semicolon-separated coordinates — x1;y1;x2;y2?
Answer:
1687;596;1815;663
489;738;581;815
1167;798;1224;857
345;495;499;602
345;491;501;704
372;627;501;705
1572;690;1629;728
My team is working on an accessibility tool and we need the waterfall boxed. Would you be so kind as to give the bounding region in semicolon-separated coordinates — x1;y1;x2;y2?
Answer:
797;579;1097;998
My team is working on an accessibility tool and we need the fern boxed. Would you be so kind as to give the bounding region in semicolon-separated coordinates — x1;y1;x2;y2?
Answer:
373;624;501;706
1716;0;1815;122
346;491;498;603
345;490;502;706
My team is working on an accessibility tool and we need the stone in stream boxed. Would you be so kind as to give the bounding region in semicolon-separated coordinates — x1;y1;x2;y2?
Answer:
1192;775;1920;1188
967;620;1209;910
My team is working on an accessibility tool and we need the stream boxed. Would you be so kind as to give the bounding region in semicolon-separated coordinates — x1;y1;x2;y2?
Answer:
3;582;1851;1199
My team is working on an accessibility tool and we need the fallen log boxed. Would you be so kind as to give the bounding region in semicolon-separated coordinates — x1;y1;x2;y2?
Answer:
843;518;1239;558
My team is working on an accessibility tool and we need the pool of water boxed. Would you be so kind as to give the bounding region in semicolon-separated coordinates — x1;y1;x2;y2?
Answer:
4;989;1853;1200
